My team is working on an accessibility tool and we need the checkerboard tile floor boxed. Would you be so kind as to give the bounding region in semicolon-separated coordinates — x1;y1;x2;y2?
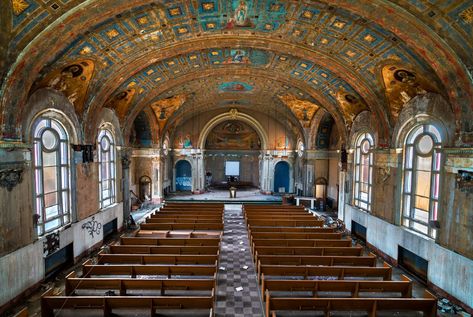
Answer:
215;204;264;317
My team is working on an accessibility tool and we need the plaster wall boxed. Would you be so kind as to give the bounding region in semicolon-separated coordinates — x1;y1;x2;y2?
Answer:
344;204;473;308
204;153;259;185
76;162;99;220
0;203;122;308
328;158;339;205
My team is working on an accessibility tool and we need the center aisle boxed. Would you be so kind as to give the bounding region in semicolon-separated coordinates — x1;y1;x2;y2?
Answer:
215;204;264;317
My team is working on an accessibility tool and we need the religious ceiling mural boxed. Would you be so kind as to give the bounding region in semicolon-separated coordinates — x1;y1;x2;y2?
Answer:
1;0;472;142
205;120;261;150
278;94;320;128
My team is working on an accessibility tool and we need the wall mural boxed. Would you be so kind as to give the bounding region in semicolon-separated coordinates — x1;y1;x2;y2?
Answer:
218;81;253;93
205;120;261;150
174;132;193;149
278;94;320;128
35;60;95;115
150;94;187;133
381;65;439;119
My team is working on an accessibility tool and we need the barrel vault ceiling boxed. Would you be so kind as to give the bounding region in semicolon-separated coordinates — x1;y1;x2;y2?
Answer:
1;0;472;144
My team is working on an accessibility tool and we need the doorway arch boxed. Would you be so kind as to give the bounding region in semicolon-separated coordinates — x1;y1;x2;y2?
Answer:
274;161;290;193
175;160;192;191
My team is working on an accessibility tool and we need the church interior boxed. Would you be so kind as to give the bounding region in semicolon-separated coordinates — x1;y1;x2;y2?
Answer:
0;0;472;316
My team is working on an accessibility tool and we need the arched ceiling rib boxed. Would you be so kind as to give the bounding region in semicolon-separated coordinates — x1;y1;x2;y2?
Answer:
1;0;472;141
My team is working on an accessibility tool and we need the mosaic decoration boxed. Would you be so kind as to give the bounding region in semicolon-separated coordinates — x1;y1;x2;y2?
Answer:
335;91;369;126
278;94;320;128
150;94;186;132
2;0;473;141
219;81;253;93
11;0;29;16
105;88;136;121
316;113;335;149
381;64;440;119
206;120;261;150
36;60;95;115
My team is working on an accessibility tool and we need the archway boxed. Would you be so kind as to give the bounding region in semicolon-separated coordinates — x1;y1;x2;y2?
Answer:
204;120;261;189
175;160;192;191
274;161;290;193
139;176;152;201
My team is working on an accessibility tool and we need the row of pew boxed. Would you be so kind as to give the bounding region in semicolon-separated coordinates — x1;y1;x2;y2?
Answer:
243;204;438;317
40;202;224;317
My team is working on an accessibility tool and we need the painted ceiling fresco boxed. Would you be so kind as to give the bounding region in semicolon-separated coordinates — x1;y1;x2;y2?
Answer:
205;120;261;150
1;0;473;141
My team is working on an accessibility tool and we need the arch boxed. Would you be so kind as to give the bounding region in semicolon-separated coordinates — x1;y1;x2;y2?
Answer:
197;109;269;150
175;160;192;191
273;161;291;194
393;93;454;148
139;175;152;201
23;88;81;144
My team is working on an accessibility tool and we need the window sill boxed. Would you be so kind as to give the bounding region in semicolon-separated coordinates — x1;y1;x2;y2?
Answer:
99;202;119;213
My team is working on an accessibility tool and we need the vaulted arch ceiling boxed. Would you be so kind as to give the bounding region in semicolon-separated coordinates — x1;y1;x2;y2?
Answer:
1;0;472;143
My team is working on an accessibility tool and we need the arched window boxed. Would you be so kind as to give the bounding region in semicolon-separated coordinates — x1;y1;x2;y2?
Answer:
402;124;442;238
353;132;374;211
32;117;71;236
98;129;116;208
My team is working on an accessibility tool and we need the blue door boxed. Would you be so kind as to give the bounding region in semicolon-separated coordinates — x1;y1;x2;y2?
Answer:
176;160;192;191
274;161;290;193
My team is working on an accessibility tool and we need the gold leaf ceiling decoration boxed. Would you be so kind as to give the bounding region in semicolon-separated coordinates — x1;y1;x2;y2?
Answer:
381;65;438;119
38;60;95;115
150;94;187;132
105;88;136;121
278;94;320;128
11;0;29;16
335;90;369;126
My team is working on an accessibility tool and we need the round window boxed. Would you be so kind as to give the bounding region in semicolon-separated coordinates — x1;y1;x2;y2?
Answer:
361;139;370;154
100;135;110;152
416;134;434;155
41;129;58;151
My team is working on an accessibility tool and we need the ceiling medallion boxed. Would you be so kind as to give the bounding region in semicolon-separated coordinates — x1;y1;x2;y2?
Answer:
229;108;239;119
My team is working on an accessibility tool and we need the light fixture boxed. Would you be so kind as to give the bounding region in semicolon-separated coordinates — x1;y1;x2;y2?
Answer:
159;108;166;120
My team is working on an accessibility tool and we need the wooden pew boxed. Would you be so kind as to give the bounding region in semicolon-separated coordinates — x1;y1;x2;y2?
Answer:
248;219;324;227
41;289;216;317
261;274;413;299
254;246;363;257
109;245;219;255
13;308;28;317
149;214;223;220
250;232;342;240
266;290;437;317
97;253;218;265
134;231;222;238
256;256;377;277
146;218;223;224
120;237;221;246
65;272;215;296
248;226;335;233
252;239;352;254
140;223;223;230
82;260;217;278
258;263;393;282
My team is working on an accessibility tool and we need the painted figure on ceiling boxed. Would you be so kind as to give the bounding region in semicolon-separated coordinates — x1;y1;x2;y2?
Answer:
235;1;248;25
225;0;253;28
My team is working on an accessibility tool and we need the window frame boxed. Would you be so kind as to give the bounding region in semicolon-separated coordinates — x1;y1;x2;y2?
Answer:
401;124;442;239
32;117;71;236
353;132;374;212
98;129;117;209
